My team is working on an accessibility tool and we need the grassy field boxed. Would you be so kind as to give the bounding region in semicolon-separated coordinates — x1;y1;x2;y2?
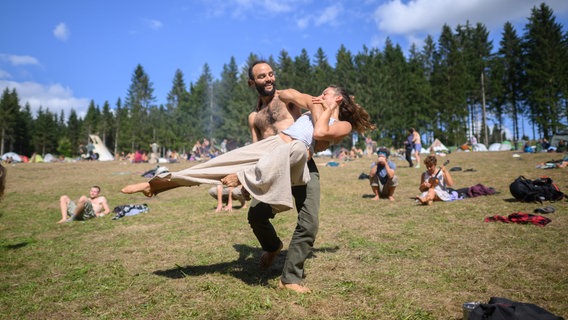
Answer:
1;150;567;319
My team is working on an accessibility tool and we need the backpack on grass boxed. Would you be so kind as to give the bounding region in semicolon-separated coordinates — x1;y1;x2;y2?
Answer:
468;297;564;320
509;176;564;202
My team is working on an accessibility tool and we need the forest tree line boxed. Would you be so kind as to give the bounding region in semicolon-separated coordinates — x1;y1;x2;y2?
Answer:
0;3;566;158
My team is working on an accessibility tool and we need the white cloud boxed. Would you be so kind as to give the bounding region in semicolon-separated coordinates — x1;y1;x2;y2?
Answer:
0;69;11;79
374;0;568;36
0;53;40;66
145;19;163;30
297;17;310;29
53;22;70;41
202;0;302;18
262;0;293;13
0;80;90;118
314;4;342;26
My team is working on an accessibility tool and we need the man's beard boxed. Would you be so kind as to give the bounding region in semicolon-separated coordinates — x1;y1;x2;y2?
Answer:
256;82;276;97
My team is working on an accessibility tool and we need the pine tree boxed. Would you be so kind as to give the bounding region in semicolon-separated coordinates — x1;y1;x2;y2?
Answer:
167;69;191;151
496;21;524;144
67;109;81;156
0;88;19;155
523;3;567;137
125;64;156;151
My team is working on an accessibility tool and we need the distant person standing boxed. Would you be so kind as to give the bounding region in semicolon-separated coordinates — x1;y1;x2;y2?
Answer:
150;142;159;158
404;128;414;168
365;136;374;157
412;128;422;168
86;141;95;160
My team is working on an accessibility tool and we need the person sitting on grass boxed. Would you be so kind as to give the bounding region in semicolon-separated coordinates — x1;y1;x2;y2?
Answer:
369;147;398;201
58;186;110;223
416;155;454;205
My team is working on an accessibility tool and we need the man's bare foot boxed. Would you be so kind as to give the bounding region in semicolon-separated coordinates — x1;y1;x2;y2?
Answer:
221;174;240;187
260;242;283;269
278;279;311;293
56;219;67;224
121;182;153;197
388;196;395;201
371;196;379;201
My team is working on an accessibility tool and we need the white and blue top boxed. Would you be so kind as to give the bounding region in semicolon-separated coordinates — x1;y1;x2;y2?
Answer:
282;112;337;149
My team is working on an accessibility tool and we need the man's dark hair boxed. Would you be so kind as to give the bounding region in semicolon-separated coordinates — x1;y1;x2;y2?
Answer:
377;147;390;158
248;60;268;80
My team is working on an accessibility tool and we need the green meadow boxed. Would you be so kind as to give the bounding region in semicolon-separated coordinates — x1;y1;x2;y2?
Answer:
1;151;566;319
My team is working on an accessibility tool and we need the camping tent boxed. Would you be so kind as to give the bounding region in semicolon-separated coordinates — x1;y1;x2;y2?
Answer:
43;153;55;162
488;143;512;151
473;143;488;152
1;152;22;162
30;154;43;162
421;139;448;153
551;132;568;147
89;135;114;161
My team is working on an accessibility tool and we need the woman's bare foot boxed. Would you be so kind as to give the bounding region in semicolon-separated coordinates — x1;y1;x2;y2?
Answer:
121;182;153;197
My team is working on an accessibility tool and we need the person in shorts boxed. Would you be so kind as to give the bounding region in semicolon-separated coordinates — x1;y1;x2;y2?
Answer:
57;186;110;223
208;185;248;212
369;147;398;201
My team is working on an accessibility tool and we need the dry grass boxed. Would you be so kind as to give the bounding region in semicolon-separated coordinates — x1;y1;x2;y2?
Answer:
0;151;567;319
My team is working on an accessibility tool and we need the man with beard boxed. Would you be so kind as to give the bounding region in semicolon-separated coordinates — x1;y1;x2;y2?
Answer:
246;61;323;293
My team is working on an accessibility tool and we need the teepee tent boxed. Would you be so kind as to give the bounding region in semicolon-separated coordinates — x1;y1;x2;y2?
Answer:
421;138;448;153
89;135;114;161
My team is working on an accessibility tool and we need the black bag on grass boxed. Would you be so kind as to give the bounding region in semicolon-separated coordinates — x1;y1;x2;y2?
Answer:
509;176;564;202
468;297;564;320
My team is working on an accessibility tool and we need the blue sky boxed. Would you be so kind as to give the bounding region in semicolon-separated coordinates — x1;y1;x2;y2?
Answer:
1;0;567;123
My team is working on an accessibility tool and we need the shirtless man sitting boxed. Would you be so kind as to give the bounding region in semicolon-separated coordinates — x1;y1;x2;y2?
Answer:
57;185;110;223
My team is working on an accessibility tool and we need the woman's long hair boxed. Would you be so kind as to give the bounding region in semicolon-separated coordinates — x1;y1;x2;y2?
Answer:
330;85;376;134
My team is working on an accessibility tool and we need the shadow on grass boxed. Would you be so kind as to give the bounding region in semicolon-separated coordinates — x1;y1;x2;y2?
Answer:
1;240;34;250
153;244;339;287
